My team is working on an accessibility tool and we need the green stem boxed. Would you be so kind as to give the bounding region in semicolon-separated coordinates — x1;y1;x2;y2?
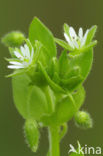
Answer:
59;123;68;141
48;126;60;156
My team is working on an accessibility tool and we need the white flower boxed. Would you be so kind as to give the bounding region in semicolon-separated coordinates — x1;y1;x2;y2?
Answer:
64;27;89;50
8;43;34;69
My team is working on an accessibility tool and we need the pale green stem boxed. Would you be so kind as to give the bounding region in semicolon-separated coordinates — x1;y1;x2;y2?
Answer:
48;126;60;156
59;123;68;141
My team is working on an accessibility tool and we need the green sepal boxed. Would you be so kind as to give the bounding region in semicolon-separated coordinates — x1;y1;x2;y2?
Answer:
85;25;97;45
24;119;40;152
55;38;73;51
69;40;97;56
8;47;17;57
6;68;27;77
29;17;57;59
2;31;25;47
64;23;70;38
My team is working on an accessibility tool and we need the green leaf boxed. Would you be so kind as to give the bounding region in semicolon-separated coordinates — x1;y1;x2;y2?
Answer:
12;74;49;120
12;74;31;119
55;86;85;124
24;119;40;152
69;49;93;82
55;93;76;124
29;17;57;58
72;86;85;109
28;85;48;120
85;25;97;45
42;85;56;114
55;38;73;51
40;86;85;126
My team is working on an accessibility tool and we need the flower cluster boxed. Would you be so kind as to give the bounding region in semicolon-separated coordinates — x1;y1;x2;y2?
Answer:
2;18;97;156
8;41;34;69
64;27;89;50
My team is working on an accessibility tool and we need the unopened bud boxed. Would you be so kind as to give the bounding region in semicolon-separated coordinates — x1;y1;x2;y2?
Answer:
24;119;40;152
74;111;93;129
2;31;25;47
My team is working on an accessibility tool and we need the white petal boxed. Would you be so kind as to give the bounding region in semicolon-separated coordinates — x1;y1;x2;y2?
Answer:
64;33;75;49
69;27;77;39
14;51;23;59
8;65;24;69
72;40;79;49
81;29;89;47
78;28;83;39
24;44;30;58
9;61;23;66
20;46;25;57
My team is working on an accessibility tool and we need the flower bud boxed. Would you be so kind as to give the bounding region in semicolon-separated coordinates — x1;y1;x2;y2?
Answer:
2;31;25;47
24;119;40;152
74;111;93;129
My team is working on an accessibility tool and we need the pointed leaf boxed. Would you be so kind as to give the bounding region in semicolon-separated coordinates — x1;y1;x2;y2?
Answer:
29;17;57;58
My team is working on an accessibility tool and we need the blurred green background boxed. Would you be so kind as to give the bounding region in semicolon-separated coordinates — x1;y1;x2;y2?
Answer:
0;0;103;156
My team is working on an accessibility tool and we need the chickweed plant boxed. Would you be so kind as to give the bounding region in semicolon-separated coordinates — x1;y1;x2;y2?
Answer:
2;17;97;156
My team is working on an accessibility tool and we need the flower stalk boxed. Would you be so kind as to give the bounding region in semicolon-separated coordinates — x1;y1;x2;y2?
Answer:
49;126;60;156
